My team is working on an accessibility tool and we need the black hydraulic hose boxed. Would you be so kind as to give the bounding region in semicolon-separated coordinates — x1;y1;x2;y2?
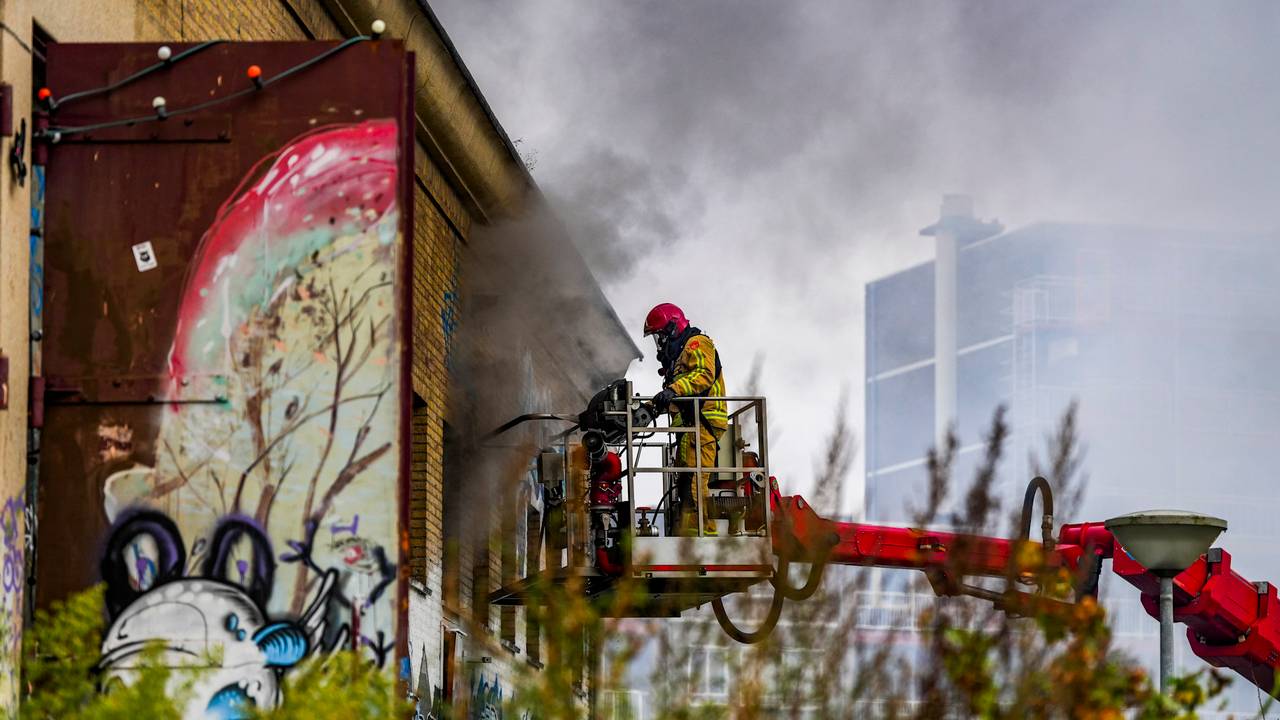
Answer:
484;413;579;440
1019;476;1055;550
712;591;783;645
713;554;789;645
1007;476;1056;596
771;543;833;602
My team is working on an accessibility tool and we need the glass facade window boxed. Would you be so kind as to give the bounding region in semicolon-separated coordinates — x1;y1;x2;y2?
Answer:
957;237;1043;348
867;263;934;375
866;462;930;524
956;340;1012;449
868;366;934;471
860;222;1280;716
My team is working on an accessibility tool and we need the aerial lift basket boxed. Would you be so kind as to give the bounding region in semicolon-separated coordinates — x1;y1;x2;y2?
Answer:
488;381;774;617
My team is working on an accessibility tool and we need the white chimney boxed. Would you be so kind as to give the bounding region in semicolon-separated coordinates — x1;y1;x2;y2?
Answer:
920;195;1000;449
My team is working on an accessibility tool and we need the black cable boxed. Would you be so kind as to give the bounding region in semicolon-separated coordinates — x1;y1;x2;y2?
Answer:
51;41;224;110
485;413;579;441
38;36;370;140
0;22;41;61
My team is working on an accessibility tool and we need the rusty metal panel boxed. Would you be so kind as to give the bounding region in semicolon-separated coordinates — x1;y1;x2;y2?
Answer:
39;40;412;713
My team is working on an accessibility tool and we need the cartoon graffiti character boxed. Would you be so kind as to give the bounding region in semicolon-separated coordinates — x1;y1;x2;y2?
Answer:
99;511;339;719
281;518;395;666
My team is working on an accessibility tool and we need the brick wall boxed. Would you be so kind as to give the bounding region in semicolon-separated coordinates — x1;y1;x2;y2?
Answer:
134;0;340;41
28;2;623;712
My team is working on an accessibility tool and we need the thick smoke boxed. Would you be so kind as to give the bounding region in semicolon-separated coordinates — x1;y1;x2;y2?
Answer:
434;0;1280;516
433;3;1280;709
447;200;637;545
546;146;704;282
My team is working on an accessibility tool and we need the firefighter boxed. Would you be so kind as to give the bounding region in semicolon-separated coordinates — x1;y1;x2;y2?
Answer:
644;303;727;536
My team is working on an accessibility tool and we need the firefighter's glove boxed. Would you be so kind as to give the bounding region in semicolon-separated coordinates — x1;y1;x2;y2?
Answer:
652;388;677;412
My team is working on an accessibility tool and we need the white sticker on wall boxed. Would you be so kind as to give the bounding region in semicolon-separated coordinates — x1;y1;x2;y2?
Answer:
132;241;158;272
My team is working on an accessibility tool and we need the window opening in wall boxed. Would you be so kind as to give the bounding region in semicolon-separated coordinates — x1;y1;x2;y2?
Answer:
688;646;730;698
471;515;491;628
442;628;458;705
601;689;643;720
500;491;518;650
524;480;543;664
442;421;461;609
410;393;429;585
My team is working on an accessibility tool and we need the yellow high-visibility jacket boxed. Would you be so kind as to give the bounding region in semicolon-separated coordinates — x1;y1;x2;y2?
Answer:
667;333;727;430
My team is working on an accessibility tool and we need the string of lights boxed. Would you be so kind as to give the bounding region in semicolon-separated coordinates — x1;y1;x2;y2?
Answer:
36;22;386;142
48;40;224;111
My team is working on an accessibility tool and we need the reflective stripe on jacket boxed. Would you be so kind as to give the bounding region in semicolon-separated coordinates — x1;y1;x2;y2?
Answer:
668;333;727;430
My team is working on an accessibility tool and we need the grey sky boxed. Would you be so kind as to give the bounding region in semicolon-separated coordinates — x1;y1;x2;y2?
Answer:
431;0;1280;515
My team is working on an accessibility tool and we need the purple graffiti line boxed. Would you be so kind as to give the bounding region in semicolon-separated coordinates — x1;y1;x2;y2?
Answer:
1;495;24;597
128;541;158;591
359;630;394;668
100;510;339;718
330;514;360;537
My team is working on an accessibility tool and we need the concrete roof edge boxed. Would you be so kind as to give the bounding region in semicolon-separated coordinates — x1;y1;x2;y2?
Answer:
410;0;531;189
329;0;534;220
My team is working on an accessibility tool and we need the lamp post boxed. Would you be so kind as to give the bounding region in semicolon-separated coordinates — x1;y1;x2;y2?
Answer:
1105;510;1227;695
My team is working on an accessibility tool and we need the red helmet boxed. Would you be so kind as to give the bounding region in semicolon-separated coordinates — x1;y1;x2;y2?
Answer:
643;303;689;337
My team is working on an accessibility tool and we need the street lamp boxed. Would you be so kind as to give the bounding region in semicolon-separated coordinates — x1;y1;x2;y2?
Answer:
1105;510;1227;695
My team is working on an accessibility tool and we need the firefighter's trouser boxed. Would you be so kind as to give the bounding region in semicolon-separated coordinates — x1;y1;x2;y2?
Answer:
676;422;725;534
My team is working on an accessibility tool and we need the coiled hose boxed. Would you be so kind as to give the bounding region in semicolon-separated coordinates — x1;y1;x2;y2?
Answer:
712;540;835;644
712;554;790;644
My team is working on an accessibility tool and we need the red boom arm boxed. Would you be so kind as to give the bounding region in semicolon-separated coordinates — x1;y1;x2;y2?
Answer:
768;488;1280;695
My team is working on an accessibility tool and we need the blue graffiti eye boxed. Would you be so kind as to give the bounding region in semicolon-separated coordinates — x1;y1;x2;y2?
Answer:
224;613;246;641
206;683;255;720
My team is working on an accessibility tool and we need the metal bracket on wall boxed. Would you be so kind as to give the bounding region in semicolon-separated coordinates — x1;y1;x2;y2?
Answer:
55;114;232;144
9;118;25;187
38;374;232;406
0;353;8;409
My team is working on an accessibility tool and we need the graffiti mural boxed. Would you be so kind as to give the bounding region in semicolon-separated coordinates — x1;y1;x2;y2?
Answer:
470;672;505;720
96;119;405;716
469;671;535;720
99;511;332;717
0;493;21;708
